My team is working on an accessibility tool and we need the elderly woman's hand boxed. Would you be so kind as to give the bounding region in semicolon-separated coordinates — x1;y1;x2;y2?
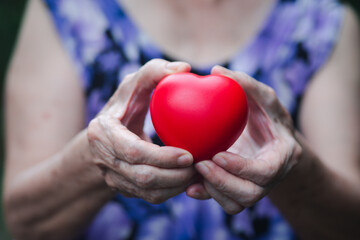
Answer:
187;66;302;214
87;59;196;204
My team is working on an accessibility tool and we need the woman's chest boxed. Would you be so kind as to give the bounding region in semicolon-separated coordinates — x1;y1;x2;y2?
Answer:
118;0;275;67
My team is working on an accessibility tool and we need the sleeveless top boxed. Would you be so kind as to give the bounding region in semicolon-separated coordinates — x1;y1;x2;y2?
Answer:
44;0;344;239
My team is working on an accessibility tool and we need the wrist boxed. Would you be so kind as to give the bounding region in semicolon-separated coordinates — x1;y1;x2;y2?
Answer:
268;131;321;200
64;129;114;198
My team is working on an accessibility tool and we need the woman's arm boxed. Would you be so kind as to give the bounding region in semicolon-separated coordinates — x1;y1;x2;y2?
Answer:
4;0;113;239
270;6;360;240
187;6;360;240
4;1;195;239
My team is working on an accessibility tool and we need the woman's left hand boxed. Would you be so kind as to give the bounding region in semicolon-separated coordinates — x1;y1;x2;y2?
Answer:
186;66;302;214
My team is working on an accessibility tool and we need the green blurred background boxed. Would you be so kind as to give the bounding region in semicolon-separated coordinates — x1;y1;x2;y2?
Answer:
0;0;359;239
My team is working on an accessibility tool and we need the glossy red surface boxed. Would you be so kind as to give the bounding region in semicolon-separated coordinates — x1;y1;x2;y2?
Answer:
150;73;248;162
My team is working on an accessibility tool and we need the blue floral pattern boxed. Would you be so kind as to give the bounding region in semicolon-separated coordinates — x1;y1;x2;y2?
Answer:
44;0;344;239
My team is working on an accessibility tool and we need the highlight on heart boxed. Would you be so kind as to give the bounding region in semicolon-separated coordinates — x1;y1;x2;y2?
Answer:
150;72;248;162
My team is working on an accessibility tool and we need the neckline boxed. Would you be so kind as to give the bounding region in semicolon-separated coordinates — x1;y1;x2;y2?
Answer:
102;0;279;73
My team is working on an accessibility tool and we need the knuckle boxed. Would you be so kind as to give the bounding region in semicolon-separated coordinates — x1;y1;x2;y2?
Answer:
123;73;136;83
235;159;248;176
242;185;263;208
134;167;154;188
139;59;157;74
263;87;278;107
105;173;137;197
216;180;228;193
260;83;277;99
211;174;228;192
138;59;167;79
87;120;115;162
137;59;165;80
123;144;142;163
266;87;277;99
87;115;112;141
87;117;117;163
87;118;101;142
146;58;166;68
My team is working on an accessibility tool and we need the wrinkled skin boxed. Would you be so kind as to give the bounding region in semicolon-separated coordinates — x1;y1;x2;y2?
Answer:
186;66;302;214
88;60;302;209
87;59;197;204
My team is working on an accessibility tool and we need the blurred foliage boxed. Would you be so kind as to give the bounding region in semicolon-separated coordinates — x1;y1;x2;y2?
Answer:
0;1;359;239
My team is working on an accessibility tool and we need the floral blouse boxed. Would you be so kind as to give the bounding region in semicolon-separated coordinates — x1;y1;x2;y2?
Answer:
44;0;344;239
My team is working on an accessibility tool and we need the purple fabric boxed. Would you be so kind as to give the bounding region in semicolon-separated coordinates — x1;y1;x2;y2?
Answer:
44;0;344;239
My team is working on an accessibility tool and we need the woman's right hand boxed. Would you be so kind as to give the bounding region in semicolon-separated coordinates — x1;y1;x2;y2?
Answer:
87;59;196;204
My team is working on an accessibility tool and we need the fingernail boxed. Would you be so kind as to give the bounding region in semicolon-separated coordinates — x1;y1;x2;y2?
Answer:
213;155;227;167
196;162;210;175
177;154;193;166
166;62;185;72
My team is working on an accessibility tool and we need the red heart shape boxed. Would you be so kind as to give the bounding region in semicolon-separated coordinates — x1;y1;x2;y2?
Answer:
150;73;248;162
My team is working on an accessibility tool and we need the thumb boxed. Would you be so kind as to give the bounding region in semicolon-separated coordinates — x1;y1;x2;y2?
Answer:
118;59;191;133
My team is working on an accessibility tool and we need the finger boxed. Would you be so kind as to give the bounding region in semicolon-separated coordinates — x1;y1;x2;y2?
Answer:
213;150;281;188
114;125;194;167
115;160;196;189
186;182;211;200
114;59;191;134
141;186;190;204
135;59;191;95
93;115;194;168
211;66;282;113
105;169;189;204
109;59;191;116
196;161;266;207
104;169;138;195
203;181;244;215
